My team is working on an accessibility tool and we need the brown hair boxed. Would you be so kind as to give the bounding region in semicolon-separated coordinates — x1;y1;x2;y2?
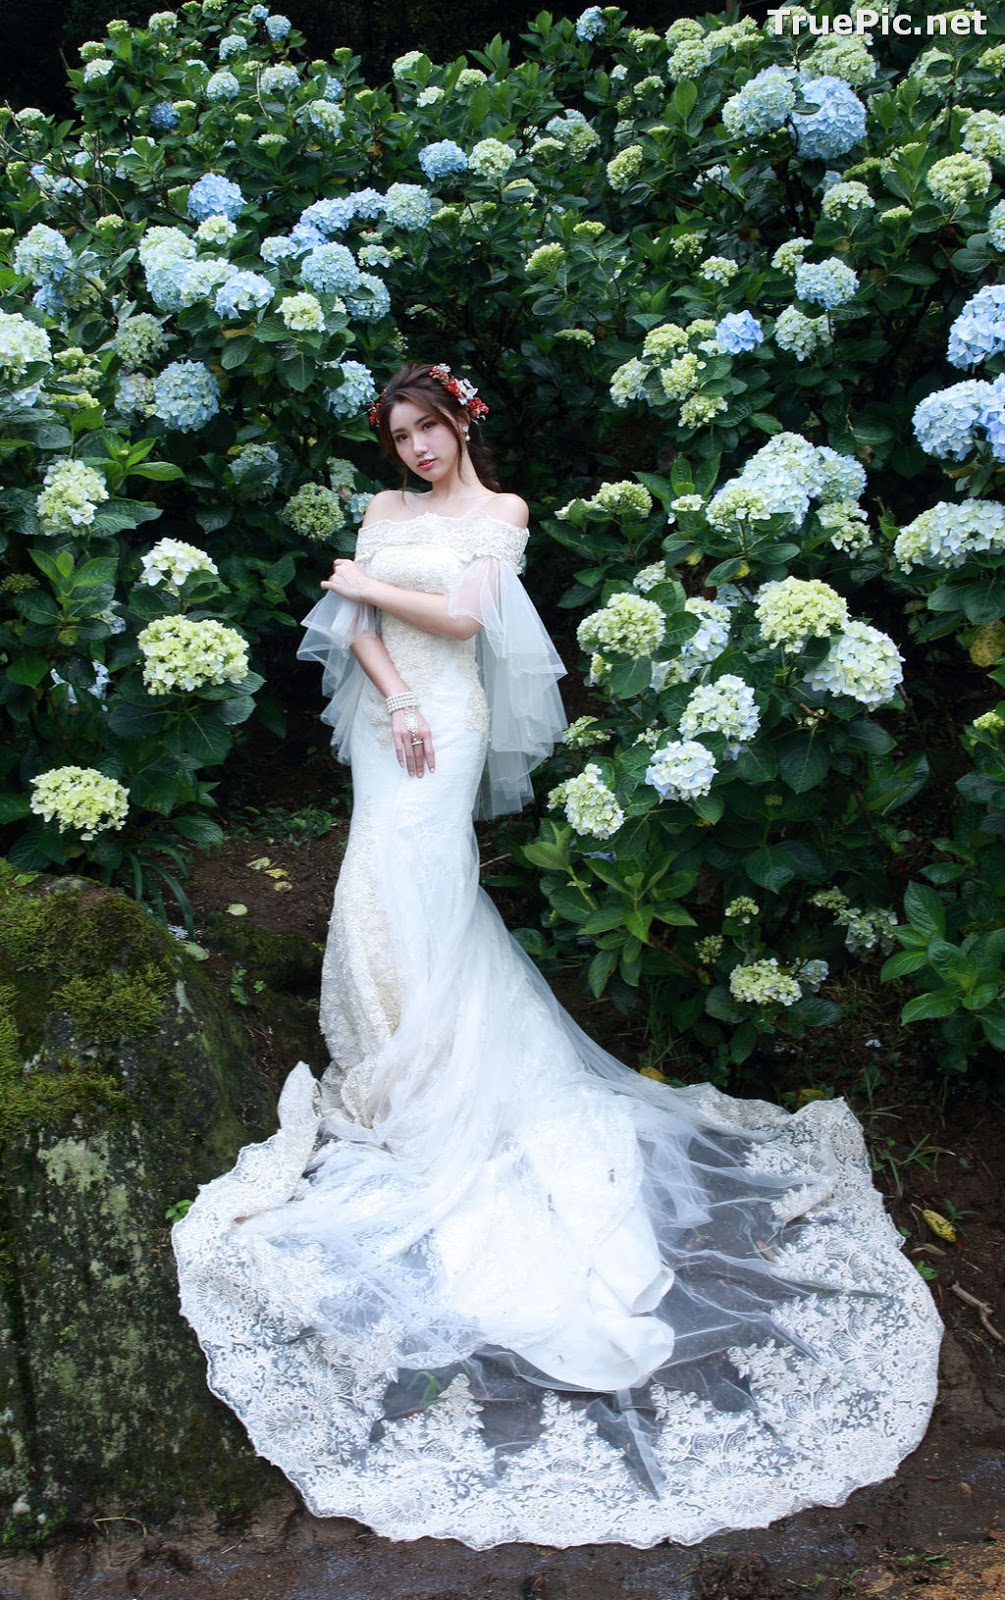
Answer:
373;362;500;492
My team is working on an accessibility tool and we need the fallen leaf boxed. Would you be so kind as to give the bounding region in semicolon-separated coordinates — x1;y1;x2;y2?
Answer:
179;940;209;961
246;856;271;870
922;1208;958;1243
273;881;293;892
226;903;248;916
265;867;289;880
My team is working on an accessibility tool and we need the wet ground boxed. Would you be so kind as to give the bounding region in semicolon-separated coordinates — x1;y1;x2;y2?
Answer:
3;784;1004;1600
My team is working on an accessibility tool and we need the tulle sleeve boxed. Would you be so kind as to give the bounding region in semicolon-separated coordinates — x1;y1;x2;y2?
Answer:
296;577;377;763
447;556;567;818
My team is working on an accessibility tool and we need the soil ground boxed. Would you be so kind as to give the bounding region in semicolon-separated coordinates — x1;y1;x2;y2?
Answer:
3;717;1003;1600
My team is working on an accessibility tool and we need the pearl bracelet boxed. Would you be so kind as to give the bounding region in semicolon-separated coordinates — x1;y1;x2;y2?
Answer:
386;691;419;714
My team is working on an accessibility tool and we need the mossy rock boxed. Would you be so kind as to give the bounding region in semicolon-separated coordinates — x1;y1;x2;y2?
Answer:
207;916;323;996
0;863;286;1540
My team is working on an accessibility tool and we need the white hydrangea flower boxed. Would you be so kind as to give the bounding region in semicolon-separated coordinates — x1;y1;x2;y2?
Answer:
660;352;703;403
609;357;650;407
894;500;1005;570
595;480;653;519
803;620;903;709
774;305;830;362
30;765;129;840
36;459;109;533
645;739;718;801
138;615;249;693
561;716;611;750
469;138;516;179
679;674;760;755
140;537;219;592
279;291;325;331
578;592;666;658
730;958;801;1007
0;312;51;383
633;562;667;592
563;763;625;839
643;322;688;361
755;577;849;651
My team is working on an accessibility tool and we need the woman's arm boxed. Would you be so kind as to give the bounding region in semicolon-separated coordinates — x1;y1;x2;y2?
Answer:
322;563;484;641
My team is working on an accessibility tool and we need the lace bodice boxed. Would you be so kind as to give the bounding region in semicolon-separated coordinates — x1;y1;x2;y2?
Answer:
354;507;529;572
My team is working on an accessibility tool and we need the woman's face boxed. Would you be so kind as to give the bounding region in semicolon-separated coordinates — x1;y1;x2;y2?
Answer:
387;398;462;484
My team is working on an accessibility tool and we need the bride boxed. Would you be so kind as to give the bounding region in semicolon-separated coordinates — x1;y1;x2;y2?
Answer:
173;361;942;1550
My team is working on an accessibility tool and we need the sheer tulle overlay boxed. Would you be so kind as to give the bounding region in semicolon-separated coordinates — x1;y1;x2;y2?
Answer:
174;508;941;1550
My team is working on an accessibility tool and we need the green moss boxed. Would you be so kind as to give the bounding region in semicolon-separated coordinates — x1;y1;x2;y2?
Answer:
0;982;128;1136
52;965;171;1042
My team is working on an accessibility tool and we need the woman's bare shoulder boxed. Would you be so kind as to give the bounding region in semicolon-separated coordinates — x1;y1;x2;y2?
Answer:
361;488;406;526
486;492;529;529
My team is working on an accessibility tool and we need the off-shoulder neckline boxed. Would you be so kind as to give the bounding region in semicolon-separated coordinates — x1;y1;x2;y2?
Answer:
360;508;529;534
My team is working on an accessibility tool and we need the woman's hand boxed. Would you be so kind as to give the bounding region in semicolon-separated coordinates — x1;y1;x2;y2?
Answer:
391;708;435;778
321;559;371;602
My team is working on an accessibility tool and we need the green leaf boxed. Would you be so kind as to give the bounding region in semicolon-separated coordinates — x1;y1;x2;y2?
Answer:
625;908;653;942
979;1011;1005;1052
588;947;618;998
729;1020;758;1064
746;840;823;893
903;880;945;942
0;792;31;823
6;654;50;688
128;460;185;481
901;991;960;1023
881;949;930;981
705;985;745;1023
171;813;225;846
926;939;973;988
582;906;630;936
787;996;842;1028
653;904;695;927
523;839;570;872
691;792;723;824
777;732;829;794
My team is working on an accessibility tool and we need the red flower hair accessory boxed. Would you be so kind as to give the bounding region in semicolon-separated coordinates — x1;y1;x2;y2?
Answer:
368;364;490;429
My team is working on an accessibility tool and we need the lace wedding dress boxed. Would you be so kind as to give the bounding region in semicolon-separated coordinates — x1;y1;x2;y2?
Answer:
174;506;942;1550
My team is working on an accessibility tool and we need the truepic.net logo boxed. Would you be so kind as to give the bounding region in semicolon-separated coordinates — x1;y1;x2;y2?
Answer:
767;7;988;34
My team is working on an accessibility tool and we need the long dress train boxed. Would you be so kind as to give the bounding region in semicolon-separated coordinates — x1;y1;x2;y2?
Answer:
173;506;942;1550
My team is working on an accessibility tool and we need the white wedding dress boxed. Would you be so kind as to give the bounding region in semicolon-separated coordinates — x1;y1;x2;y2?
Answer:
174;506;942;1550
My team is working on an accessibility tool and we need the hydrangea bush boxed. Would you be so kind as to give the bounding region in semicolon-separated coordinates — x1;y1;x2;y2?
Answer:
1;0;1004;1068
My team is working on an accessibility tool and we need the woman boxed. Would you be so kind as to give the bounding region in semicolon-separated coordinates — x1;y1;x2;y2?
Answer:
174;363;941;1550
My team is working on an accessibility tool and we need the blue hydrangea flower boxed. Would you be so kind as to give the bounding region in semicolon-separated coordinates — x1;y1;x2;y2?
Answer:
248;4;268;18
260;234;301;264
300;197;356;235
14;224;72;284
231;441;281;485
322;75;343;100
947;284;1005;369
288;220;327;253
913;380;993;460
383;183;434;231
260;64;300;95
349;188;386;220
214;270;274;319
794;257;859;309
188;173;245;221
152;360;221;431
988;199;1005;254
418;140;469;181
265;13;291;39
301;242;361;294
219;34;247;61
344;272;391;322
977;373;1005;461
150;101;180;131
33;281;68;316
715;311;764;353
324;359;376;417
575;6;605;40
206;69;241;101
722;66;795;139
791;76;866;160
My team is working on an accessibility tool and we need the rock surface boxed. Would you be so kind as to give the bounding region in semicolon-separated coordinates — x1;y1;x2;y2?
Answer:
0;864;284;1542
